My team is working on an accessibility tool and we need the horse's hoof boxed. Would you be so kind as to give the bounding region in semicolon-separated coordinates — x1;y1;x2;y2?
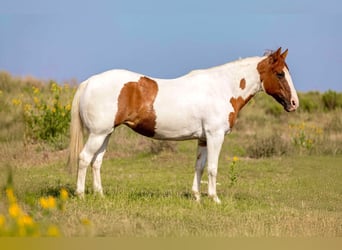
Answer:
75;192;85;199
94;191;105;198
193;191;201;203
211;195;221;204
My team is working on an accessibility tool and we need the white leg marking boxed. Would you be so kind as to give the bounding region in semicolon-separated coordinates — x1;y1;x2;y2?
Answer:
76;157;89;198
206;131;224;204
91;135;111;196
76;133;109;197
192;140;207;202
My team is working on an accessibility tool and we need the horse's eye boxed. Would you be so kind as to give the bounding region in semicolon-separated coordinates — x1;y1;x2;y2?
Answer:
276;72;285;79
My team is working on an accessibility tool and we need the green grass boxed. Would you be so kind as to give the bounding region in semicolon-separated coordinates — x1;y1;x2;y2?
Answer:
2;147;341;237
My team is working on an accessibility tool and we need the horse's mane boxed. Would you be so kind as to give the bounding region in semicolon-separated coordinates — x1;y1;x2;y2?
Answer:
263;49;274;56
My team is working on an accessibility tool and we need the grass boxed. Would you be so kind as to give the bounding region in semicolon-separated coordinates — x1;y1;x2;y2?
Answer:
2;141;341;237
0;72;341;237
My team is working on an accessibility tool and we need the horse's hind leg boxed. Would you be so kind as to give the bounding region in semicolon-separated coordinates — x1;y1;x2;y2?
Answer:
91;134;111;196
192;140;207;202
76;133;109;197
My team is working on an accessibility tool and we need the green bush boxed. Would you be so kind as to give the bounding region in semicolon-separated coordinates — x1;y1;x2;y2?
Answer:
322;90;342;111
298;94;320;113
265;102;283;117
13;82;74;149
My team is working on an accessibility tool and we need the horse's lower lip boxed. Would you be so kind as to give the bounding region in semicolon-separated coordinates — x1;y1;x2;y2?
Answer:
285;106;296;112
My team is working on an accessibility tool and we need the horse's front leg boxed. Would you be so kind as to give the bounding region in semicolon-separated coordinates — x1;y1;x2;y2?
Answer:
206;131;224;204
192;140;208;202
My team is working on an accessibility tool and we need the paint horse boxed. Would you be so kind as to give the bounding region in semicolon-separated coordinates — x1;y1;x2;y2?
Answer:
69;47;299;203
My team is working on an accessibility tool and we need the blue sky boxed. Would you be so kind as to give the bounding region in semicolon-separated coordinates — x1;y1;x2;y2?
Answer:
0;0;341;91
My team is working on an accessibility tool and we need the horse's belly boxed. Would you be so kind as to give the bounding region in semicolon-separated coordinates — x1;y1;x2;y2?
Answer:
153;114;204;140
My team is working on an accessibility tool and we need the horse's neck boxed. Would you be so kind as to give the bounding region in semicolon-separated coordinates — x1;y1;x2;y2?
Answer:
216;56;264;100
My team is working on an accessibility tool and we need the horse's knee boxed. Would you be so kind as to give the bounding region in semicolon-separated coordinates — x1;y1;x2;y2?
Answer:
207;166;217;177
79;152;92;170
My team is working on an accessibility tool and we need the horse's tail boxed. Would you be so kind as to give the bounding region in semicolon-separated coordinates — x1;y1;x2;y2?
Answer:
67;81;87;174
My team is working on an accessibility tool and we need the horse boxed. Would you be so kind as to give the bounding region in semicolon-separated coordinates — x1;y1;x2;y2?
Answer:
68;47;299;203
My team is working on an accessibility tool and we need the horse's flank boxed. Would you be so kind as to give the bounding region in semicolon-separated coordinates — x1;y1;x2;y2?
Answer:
114;76;159;137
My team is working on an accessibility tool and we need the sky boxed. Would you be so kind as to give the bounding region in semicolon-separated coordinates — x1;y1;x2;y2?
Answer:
0;0;341;91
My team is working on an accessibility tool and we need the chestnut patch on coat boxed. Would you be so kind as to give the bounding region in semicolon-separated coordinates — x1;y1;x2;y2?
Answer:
114;76;158;137
228;95;253;128
239;78;246;90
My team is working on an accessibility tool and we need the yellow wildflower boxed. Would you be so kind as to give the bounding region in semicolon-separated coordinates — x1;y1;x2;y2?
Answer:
32;86;40;95
24;104;32;113
233;156;239;163
6;188;16;204
9;203;22;218
81;218;92;226
47;225;60;237
47;196;56;208
315;127;323;135
50;82;61;93
39;196;56;210
33;96;40;105
39;197;48;209
12;98;22;106
51;82;57;91
0;214;6;227
65;103;71;111
17;214;34;227
60;188;68;201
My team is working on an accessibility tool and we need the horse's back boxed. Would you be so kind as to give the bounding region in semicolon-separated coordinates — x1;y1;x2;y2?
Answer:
78;69;214;137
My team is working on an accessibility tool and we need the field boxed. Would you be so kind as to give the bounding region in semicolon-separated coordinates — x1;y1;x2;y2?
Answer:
0;72;341;237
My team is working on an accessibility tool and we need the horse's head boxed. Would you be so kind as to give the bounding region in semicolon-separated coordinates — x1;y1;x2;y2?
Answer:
257;47;299;112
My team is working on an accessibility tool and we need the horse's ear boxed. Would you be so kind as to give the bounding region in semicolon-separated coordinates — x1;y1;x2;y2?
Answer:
275;47;282;57
268;47;281;64
281;49;288;59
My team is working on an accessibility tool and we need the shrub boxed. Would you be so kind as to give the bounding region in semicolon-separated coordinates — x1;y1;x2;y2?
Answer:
13;81;74;149
322;90;342;111
265;102;283;117
246;133;289;158
299;95;319;113
259;93;283;117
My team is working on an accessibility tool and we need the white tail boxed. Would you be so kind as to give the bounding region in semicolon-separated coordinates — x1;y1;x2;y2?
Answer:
67;81;87;174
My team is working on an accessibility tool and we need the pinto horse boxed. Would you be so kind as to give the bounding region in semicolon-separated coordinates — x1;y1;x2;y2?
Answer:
68;47;299;203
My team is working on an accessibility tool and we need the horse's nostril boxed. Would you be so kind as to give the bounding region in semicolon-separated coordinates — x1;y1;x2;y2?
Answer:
291;99;296;107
